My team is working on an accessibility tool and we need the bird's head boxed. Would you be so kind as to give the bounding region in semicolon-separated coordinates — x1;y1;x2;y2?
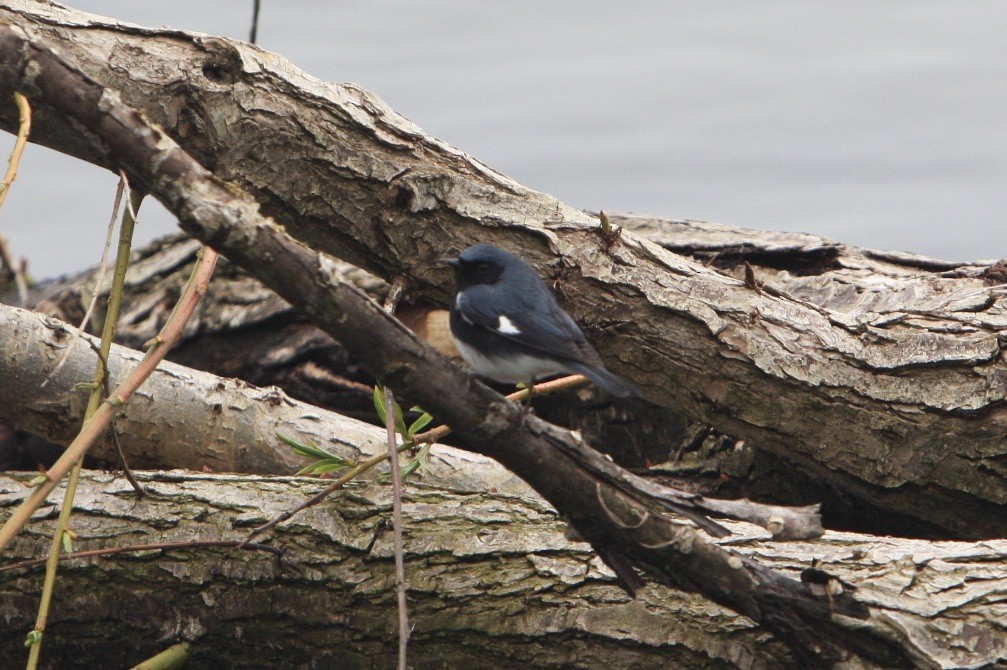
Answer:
442;243;514;289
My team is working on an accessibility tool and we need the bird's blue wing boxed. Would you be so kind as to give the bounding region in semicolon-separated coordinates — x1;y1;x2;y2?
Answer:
456;285;587;358
456;283;637;396
453;286;501;330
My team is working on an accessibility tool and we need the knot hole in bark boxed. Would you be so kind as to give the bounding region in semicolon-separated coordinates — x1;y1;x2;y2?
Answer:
200;40;242;85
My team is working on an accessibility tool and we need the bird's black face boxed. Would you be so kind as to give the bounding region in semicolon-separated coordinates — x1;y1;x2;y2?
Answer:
444;247;507;289
450;257;504;289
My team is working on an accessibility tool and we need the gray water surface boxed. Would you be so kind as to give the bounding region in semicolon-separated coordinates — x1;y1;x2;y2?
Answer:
6;1;1006;278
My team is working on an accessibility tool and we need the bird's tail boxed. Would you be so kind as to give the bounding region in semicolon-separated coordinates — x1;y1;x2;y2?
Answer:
571;362;638;398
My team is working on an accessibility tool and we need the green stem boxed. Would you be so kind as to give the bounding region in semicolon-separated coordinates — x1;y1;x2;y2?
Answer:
130;642;190;670
0;246;218;551
384;386;409;670
25;189;143;669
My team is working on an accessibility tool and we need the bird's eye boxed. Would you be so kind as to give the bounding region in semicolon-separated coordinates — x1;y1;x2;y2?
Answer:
476;262;491;275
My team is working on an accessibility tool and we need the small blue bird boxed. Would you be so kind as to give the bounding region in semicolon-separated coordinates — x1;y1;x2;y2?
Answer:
443;243;637;397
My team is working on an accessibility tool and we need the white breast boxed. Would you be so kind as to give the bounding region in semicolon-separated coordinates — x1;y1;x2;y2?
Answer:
454;338;569;384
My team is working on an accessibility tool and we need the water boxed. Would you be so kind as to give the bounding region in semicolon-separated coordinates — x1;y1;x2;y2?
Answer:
5;1;1006;279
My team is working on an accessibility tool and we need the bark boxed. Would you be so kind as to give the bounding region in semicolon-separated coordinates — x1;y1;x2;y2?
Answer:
24;233;389;424
5;228;947;539
13;232;728;480
2;274;827;543
2;471;1005;670
0;299;530;496
0;19;922;667
3;257;821;541
0;3;1003;666
1;1;1005;543
10;221;988;538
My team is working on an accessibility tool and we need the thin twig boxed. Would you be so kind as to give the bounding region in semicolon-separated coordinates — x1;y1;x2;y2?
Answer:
240;446;412;542
1;539;279;573
384;275;408;311
384;384;409;670
411;373;589;444
383;276;410;670
249;0;261;44
245;373;590;542
41;175;127;387
84;213;146;495
108;426;143;496
90;186;146;508
0;92;32;306
0;92;30;205
25;188;144;669
0;247;219;552
130;642;190;670
0;235;26;306
78;328;142;495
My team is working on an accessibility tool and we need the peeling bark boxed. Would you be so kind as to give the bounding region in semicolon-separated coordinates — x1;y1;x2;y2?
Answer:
0;1;1004;542
25;233;388;424
0;18;925;665
0;300;530;497
0;3;1005;666
3;472;1005;670
3;252;823;542
13;233;720;481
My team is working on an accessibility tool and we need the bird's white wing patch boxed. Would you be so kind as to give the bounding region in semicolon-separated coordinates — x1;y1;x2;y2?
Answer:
496;315;521;335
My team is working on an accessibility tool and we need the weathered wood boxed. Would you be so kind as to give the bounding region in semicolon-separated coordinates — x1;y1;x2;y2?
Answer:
1;1;1004;542
25;233;386;424
0;300;531;497
2;471;1004;670
0;21;923;665
7;229;917;538
1;4;1007;666
7;257;839;552
14;233;718;481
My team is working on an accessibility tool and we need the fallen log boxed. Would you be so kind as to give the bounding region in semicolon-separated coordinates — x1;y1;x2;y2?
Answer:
3;471;1004;669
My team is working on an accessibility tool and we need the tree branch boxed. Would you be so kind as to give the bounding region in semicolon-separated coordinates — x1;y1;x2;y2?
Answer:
0;301;532;496
1;1;1004;542
0;19;939;666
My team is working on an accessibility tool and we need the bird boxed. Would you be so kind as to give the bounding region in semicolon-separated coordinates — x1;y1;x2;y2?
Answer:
443;243;637;397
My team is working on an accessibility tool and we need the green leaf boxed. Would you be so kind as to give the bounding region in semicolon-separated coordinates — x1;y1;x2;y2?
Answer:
393;402;407;441
376;384;408;441
399;457;422;479
399;444;432;480
318;462;349;475
373;385;387;424
294;443;336;461
279;433;353;476
408;412;434;436
295;459;350;476
415;444;431;473
24;630;42;647
61;531;73;555
278;434;351;465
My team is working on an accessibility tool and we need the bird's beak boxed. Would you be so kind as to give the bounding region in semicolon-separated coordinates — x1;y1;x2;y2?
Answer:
441;257;460;269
